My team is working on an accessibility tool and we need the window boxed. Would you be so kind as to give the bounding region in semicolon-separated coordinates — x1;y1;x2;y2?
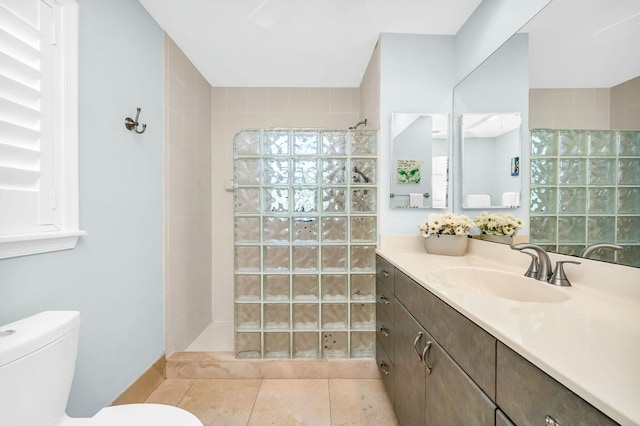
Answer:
0;0;83;259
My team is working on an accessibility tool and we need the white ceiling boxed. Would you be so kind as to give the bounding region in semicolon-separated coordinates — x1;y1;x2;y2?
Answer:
523;0;640;88
138;0;640;89
137;0;481;87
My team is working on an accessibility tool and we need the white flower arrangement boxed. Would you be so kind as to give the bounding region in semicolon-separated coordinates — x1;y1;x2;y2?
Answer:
473;212;523;237
418;212;475;238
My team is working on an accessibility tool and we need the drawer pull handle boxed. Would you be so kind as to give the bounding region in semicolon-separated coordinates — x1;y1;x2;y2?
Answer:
380;326;390;337
413;331;424;360
379;361;390;376
380;269;390;277
421;341;433;375
545;415;560;426
379;295;390;304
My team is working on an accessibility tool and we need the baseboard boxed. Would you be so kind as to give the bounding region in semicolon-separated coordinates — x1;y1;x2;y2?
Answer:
111;355;166;405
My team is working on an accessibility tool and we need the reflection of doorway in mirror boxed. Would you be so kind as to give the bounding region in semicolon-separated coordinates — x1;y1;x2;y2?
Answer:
432;156;448;208
511;156;520;176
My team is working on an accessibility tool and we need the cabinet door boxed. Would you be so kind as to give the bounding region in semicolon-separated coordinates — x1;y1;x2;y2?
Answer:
496;342;617;426
496;409;515;426
395;304;427;426
396;269;496;399
423;337;496;426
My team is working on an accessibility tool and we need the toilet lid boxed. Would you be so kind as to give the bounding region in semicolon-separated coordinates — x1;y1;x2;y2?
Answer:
87;403;202;426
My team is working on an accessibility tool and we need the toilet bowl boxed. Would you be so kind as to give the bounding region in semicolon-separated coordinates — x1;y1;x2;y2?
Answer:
0;311;202;426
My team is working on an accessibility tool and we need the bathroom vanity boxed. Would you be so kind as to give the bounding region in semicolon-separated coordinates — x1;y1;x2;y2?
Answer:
376;238;640;426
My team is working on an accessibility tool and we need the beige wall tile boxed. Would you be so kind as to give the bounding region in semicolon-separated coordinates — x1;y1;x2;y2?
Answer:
228;87;249;113
289;88;310;112
247;87;269;113
307;88;332;113
268;88;290;113
331;88;350;112
573;89;595;114
211;87;228;113
594;88;610;114
164;32;212;355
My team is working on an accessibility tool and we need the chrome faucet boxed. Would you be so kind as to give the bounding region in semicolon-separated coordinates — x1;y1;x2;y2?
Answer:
510;243;553;282
580;243;623;259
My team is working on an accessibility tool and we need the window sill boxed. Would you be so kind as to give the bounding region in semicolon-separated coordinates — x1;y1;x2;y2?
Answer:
0;230;86;260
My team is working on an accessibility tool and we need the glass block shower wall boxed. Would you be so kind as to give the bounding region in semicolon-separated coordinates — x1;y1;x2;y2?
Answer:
530;129;640;267
233;129;378;359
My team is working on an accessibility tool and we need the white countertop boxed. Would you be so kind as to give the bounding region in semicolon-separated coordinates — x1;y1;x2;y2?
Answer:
377;236;640;426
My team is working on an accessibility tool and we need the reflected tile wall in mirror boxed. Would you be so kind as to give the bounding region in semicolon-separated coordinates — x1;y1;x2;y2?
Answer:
234;129;378;358
530;129;640;266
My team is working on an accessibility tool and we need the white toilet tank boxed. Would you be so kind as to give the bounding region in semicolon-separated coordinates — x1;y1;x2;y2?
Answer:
0;311;81;426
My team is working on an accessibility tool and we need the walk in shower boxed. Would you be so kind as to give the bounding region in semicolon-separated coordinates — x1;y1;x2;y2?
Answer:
233;128;378;358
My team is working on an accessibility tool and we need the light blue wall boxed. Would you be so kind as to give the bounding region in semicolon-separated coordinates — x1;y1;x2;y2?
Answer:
0;0;164;417
379;33;456;235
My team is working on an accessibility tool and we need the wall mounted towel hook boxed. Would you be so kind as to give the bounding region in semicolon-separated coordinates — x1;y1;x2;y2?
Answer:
125;107;147;134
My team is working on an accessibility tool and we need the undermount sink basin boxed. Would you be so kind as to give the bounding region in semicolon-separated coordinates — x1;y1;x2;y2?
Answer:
430;267;570;303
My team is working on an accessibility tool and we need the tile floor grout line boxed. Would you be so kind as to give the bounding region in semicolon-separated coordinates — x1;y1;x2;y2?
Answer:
176;378;197;408
327;378;333;426
246;377;263;425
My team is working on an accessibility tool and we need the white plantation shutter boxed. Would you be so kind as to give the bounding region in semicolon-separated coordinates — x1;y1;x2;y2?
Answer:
0;0;56;235
0;0;83;259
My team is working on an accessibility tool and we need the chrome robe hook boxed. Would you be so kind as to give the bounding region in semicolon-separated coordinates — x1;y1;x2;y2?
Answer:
125;107;147;134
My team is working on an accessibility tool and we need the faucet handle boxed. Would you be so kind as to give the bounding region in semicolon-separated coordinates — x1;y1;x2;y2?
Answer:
549;261;581;287
521;251;539;278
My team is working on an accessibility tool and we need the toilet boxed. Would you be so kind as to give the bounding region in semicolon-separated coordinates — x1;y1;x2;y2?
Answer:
0;311;202;426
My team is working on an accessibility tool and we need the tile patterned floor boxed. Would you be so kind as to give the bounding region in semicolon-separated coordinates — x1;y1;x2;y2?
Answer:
145;378;399;426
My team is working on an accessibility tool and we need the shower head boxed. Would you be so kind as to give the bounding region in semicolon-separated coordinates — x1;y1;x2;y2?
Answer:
349;118;367;130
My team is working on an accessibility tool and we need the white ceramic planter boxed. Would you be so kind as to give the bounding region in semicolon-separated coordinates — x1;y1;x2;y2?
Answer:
423;234;469;256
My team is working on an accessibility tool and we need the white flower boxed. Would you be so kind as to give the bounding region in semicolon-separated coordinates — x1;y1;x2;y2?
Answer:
418;212;475;237
473;212;523;236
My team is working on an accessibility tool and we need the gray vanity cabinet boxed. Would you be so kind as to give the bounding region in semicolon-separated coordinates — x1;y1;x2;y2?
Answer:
496;409;515;426
375;255;397;405
376;255;618;426
395;304;428;426
376;255;496;425
496;342;617;426
395;268;496;399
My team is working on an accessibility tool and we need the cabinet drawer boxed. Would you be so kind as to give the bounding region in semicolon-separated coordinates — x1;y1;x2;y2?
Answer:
496;342;617;426
376;255;395;292
376;278;396;323
376;302;395;365
376;337;394;406
395;269;496;400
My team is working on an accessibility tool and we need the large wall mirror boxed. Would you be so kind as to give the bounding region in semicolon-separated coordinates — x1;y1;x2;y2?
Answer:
454;0;640;267
461;113;522;209
390;113;449;209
